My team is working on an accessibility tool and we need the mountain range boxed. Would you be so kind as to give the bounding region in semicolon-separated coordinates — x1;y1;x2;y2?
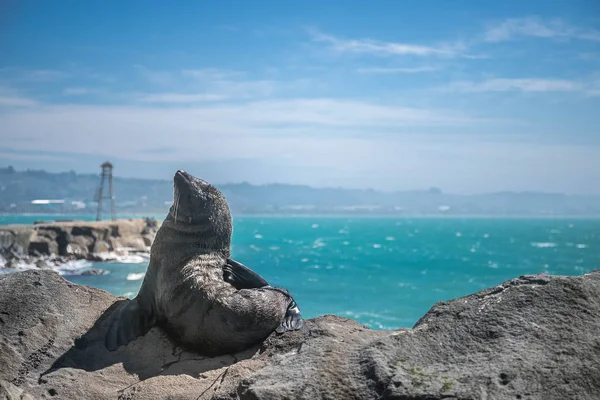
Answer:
1;166;599;216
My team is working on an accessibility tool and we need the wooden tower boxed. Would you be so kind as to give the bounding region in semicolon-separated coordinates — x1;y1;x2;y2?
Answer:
96;162;116;221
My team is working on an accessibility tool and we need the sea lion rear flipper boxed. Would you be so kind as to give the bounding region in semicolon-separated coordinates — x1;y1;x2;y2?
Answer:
276;298;303;334
105;297;156;351
223;258;270;289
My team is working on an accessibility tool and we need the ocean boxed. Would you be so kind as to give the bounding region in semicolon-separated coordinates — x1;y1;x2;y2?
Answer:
1;214;599;330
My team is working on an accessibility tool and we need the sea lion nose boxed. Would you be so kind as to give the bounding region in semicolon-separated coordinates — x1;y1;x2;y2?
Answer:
174;170;188;184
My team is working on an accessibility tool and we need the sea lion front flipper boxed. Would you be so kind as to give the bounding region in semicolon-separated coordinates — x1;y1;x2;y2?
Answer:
276;298;303;334
223;258;270;289
105;296;156;351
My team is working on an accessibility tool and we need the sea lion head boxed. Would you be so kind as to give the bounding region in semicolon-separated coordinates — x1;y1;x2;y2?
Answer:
167;170;232;246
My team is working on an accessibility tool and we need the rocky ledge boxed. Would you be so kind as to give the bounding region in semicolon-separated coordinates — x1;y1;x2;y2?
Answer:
0;219;158;272
1;270;599;399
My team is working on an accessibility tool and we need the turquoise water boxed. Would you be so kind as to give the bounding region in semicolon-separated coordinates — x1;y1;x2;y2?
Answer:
2;214;599;329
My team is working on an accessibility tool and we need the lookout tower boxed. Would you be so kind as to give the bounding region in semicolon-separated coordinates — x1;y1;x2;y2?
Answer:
96;161;116;221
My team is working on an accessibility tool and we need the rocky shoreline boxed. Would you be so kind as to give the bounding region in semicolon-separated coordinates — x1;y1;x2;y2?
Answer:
0;218;158;274
1;269;599;399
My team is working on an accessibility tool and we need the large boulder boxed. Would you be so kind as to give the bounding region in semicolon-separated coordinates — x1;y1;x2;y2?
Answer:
0;269;599;399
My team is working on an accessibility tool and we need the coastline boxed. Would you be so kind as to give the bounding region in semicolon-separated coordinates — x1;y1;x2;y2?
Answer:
2;212;600;220
0;218;158;275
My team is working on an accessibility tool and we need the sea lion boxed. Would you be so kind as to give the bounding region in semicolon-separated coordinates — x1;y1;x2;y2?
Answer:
105;170;302;355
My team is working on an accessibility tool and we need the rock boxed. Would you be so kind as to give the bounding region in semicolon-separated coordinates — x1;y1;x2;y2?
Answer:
1;270;600;399
0;219;159;270
79;269;109;276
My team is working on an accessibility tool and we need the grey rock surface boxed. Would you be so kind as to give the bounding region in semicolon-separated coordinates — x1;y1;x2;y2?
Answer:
0;219;158;271
1;269;599;399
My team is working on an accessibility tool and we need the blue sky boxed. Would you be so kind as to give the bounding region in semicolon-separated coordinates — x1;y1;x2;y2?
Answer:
1;0;599;194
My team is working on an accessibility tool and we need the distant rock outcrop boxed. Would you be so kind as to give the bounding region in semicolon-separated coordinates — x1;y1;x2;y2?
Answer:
0;269;599;399
0;219;158;271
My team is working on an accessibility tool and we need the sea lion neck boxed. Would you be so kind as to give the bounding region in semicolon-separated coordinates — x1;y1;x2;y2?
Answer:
152;219;231;259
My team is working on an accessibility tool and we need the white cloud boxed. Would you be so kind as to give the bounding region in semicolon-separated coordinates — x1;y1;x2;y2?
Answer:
182;68;243;81
445;78;598;94
62;87;106;96
27;69;66;81
133;65;174;85
1;101;598;193
0;99;492;164
309;28;471;58
0;96;38;107
135;67;306;100
484;17;600;43
355;66;437;74
0;87;38;107
135;93;229;103
0;152;72;162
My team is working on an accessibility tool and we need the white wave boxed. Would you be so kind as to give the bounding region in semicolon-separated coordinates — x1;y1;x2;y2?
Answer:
576;244;588;249
122;291;136;298
455;232;462;237
249;244;261;251
55;259;94;274
93;252;149;263
0;259;38;274
2;259;100;276
269;246;280;251
117;255;148;264
300;258;309;262
342;241;350;246
343;310;399;322
483;233;490;238
311;224;319;228
254;234;263;239
127;272;146;281
531;242;557;248
312;238;326;248
372;244;382;249
385;236;395;241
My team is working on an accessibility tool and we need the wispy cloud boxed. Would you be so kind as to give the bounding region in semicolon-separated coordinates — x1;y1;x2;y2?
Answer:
62;87;106;96
133;65;174;85
0;87;38;107
0;98;494;163
135;66;312;100
3;100;597;193
445;78;599;95
355;66;437;74
484;17;600;43
182;68;243;81
0;68;67;82
135;93;229;103
308;28;472;58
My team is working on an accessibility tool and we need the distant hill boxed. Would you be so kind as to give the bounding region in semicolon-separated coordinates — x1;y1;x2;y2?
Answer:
1;166;599;216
